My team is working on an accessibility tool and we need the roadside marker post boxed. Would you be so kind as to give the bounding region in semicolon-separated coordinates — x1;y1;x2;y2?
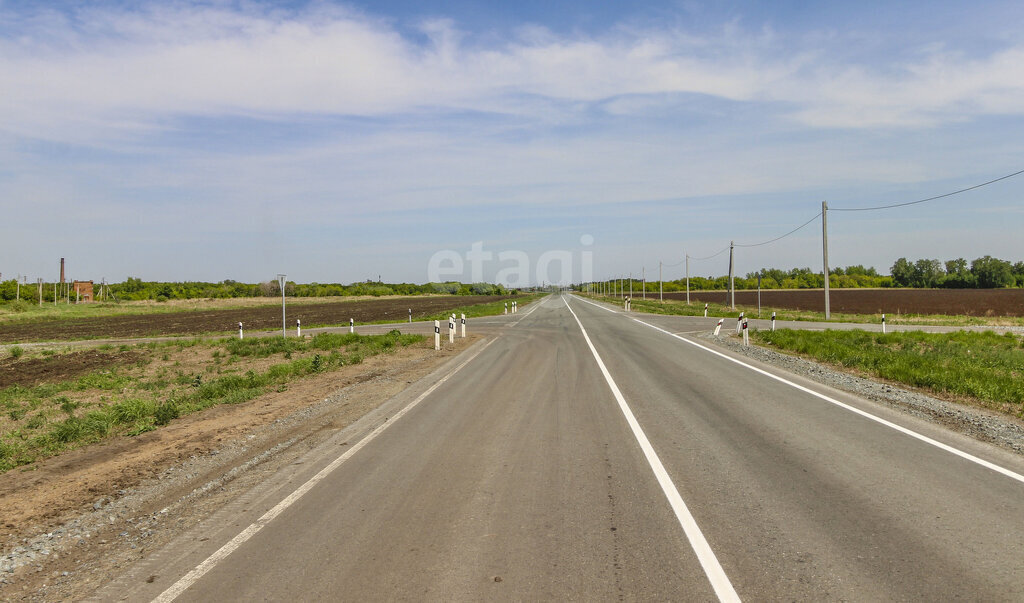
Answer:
736;312;744;335
461;314;466;338
434;321;440;350
704;303;708;318
742;318;749;346
297;319;301;338
449;314;455;343
713;318;724;336
882;313;886;334
771;312;776;332
238;322;243;340
408;309;412;323
505;302;508;315
350;318;354;334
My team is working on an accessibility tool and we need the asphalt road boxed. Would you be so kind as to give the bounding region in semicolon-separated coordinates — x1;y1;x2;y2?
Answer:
99;293;1024;601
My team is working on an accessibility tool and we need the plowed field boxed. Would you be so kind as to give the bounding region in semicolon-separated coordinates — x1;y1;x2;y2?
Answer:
0;295;514;343
661;288;1024;316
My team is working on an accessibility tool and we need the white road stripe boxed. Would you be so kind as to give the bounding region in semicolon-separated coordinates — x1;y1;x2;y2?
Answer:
632;317;1024;486
571;295;1024;487
562;296;741;603
152;337;499;603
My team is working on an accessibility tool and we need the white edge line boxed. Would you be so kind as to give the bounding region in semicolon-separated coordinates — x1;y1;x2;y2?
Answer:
562;296;741;602
508;295;545;326
152;337;499;603
569;295;1024;486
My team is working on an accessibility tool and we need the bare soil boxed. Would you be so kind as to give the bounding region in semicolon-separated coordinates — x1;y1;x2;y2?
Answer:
0;350;142;389
0;295;513;343
665;288;1024;317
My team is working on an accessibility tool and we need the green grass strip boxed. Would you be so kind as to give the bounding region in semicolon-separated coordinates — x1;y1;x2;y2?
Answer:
0;330;423;472
753;329;1024;413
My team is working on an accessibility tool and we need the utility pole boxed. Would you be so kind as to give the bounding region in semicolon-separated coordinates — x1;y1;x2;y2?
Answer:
685;254;690;305
822;201;831;320
277;274;287;338
659;261;663;302
642;266;646;300
37;278;42;306
728;241;735;310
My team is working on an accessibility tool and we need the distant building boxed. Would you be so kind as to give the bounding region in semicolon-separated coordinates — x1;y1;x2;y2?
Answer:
73;281;94;302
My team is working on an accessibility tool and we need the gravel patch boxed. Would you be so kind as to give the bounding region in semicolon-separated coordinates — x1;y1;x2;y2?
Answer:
698;332;1024;456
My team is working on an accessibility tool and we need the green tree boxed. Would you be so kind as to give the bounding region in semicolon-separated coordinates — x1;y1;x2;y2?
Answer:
912;258;943;288
890;258;913;287
971;256;1014;288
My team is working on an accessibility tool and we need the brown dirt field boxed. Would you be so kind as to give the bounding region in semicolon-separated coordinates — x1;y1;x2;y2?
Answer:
662;288;1024;316
0;295;513;343
0;350;142;389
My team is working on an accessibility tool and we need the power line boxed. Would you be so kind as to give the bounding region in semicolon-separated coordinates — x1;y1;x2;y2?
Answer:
688;247;729;261
831;168;1024;212
734;211;822;248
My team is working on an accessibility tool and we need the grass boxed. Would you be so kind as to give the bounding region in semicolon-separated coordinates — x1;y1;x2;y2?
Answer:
0;330;424;473
753;328;1024;416
585;293;1024;327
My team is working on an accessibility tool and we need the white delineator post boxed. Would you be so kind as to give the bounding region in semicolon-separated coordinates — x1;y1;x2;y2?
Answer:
713;318;724;336
239;322;243;340
449;314;454;343
505;302;508;315
350;318;354;334
297;319;301;338
882;313;886;334
408;309;412;323
434;320;440;350
771;312;776;332
461;314;466;338
736;312;744;335
742;318;749;346
704;303;708;318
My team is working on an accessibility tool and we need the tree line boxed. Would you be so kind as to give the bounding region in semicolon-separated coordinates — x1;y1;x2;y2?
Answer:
889;256;1024;289
0;278;511;303
591;256;1024;292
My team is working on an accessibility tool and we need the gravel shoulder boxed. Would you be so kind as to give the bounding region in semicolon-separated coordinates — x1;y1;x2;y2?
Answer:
696;331;1024;456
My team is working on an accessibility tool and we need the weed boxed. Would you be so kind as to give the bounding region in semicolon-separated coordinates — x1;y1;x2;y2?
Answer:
9;346;23;359
154;401;180;426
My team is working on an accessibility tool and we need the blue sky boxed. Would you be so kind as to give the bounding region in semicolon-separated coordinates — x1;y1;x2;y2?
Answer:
2;0;1023;285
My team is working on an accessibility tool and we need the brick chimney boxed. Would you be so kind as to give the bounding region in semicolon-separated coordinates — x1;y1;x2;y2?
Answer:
60;257;65;284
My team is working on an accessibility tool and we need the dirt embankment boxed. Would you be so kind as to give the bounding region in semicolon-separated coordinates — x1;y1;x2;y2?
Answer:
665;288;1024;317
0;295;513;343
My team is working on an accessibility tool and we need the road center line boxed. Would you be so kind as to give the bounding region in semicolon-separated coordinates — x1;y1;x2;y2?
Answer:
571;295;1024;486
152;337;499;603
562;296;741;602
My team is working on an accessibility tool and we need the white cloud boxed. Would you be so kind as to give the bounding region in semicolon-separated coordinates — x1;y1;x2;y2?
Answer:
3;2;1023;146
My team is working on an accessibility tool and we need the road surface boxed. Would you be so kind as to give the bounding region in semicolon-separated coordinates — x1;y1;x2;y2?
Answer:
96;293;1024;601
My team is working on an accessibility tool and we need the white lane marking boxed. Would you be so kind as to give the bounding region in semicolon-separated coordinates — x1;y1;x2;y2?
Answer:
152;337;499;603
562;297;741;602
620;314;1024;487
508;295;546;326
